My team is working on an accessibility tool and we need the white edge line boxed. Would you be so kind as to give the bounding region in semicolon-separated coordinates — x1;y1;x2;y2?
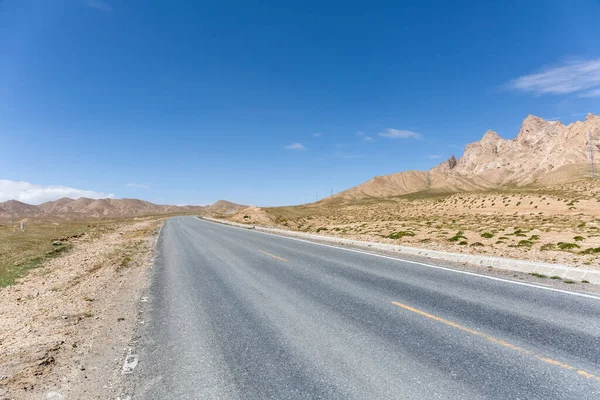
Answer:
200;218;600;301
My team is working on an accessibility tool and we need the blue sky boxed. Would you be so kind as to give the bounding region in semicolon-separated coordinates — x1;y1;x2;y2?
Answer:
1;0;600;206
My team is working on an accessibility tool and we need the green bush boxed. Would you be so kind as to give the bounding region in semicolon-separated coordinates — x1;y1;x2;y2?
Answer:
517;240;533;247
470;242;484;247
540;243;556;251
387;231;415;239
557;242;580;250
480;232;494;239
448;235;467;242
316;227;328;233
573;236;585;242
580;247;600;255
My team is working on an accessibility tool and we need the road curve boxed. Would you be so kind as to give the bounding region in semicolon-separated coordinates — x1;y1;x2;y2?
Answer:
127;216;600;399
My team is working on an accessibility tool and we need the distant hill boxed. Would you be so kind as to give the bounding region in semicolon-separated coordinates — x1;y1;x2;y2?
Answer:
203;200;248;215
329;114;599;202
0;197;210;221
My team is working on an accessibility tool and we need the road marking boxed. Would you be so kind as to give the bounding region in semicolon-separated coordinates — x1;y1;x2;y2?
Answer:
257;250;288;262
241;227;600;301
392;301;600;382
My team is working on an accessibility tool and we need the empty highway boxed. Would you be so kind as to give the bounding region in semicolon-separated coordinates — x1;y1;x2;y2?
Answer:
127;216;600;399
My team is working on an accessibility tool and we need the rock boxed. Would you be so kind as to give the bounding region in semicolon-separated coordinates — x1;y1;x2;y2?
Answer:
52;241;62;246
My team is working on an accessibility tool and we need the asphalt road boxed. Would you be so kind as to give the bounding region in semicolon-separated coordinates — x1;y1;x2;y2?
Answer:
128;216;600;399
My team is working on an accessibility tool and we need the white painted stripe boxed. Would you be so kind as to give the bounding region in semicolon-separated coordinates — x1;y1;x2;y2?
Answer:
199;218;600;301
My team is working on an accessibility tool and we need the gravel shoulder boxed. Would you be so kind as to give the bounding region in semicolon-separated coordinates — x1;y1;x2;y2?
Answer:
0;218;163;400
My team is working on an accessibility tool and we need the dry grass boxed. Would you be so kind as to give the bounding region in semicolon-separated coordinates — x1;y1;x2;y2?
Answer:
241;179;600;269
0;216;163;287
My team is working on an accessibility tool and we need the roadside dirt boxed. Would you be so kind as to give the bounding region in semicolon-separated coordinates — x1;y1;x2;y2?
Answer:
0;219;162;400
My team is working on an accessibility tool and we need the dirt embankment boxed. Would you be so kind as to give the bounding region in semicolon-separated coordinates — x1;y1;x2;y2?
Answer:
0;219;162;399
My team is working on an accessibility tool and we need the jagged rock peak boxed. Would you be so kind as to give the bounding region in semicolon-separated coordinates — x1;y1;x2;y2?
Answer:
448;154;457;169
481;129;502;143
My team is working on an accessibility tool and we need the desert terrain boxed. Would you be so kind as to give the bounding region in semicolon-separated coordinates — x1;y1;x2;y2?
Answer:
223;114;600;274
0;217;163;399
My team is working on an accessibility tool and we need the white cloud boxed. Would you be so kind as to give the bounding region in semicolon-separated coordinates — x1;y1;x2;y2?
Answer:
83;0;113;12
428;154;442;159
0;180;114;205
285;143;306;150
357;131;375;142
312;133;322;137
127;183;150;189
507;58;600;97
378;128;421;139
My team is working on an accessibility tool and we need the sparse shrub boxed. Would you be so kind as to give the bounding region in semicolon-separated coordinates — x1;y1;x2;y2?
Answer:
470;242;484;247
458;240;468;245
540;243;556;251
316;227;328;233
387;231;415;239
481;232;494;239
573;236;585;242
448;234;467;242
518;240;533;247
580;247;600;255
529;235;540;241
557;242;580;250
529;272;547;278
419;238;432;243
550;276;562;280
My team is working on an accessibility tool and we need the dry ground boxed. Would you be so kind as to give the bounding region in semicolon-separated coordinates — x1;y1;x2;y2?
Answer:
0;217;163;399
227;180;600;273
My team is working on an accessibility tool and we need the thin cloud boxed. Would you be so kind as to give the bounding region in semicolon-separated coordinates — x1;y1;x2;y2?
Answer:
428;154;442;159
312;133;322;137
0;180;114;205
127;183;150;189
285;143;306;150
378;128;421;139
506;58;600;97
357;131;375;142
83;0;113;12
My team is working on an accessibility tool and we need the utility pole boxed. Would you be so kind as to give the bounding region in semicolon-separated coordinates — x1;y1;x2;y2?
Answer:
590;130;596;180
427;171;431;191
11;199;14;225
330;188;333;197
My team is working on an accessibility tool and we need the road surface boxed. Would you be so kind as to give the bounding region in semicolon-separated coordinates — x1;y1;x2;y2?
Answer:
127;216;600;399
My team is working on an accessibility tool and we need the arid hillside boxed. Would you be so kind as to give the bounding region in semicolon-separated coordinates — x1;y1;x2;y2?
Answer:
330;114;600;202
0;198;245;221
203;199;248;215
225;180;600;270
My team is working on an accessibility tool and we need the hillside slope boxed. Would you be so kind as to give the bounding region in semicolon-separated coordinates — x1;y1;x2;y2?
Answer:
331;114;599;202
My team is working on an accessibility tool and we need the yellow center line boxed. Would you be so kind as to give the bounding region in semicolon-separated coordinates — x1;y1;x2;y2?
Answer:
391;301;600;382
257;250;289;262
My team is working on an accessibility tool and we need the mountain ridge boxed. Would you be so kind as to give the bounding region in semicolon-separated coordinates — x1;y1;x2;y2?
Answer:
330;114;599;202
0;198;243;221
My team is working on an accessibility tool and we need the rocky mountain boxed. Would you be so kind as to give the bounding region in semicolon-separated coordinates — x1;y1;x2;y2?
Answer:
331;113;599;201
0;198;208;221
